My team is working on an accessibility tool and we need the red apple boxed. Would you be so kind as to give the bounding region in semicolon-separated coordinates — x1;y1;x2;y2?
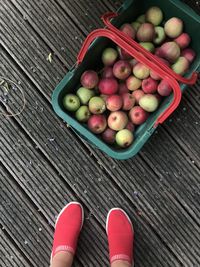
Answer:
126;121;135;132
129;106;148;125
157;80;173;96
118;83;129;95
150;57;170;80
106;94;123;111
98;78;118;95
108;111;128;131
122;93;136;110
132;90;145;104
113;60;132;80
101;128;116;144
81;70;99;89
159;42;180;63
102;66;114;78
137;23;155;42
181;48;196;63
174;33;191;49
142;77;158;94
88;114;107;134
120;23;136;39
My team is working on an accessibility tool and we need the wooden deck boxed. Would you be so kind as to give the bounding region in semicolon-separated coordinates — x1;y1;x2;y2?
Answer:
0;0;200;266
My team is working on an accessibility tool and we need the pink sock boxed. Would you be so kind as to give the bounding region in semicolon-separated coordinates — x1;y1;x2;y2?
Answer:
51;202;84;261
106;208;134;265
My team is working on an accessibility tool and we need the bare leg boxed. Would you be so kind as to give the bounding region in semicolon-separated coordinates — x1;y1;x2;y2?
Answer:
111;260;131;267
51;251;73;267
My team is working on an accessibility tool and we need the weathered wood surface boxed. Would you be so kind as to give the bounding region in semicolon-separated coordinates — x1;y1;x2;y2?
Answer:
0;0;200;266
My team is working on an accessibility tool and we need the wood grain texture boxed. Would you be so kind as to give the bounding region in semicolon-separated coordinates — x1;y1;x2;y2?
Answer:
0;47;181;266
0;0;200;266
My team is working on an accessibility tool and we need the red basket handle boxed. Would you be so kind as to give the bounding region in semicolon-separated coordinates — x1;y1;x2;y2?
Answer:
77;28;182;127
101;12;198;86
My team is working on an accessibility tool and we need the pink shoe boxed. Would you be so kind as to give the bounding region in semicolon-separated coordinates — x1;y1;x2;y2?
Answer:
106;208;134;266
51;202;84;262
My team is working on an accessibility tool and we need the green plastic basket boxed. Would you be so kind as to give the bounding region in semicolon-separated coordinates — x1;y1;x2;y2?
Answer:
52;0;200;160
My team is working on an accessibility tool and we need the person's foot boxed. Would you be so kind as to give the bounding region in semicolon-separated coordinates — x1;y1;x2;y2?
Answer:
106;208;134;266
51;202;84;264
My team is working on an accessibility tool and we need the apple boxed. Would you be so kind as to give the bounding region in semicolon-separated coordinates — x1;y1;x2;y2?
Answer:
132;90;145;104
136;14;146;23
106;94;123;111
117;47;132;60
129;58;138;68
102;128;116;144
153;26;166;45
159;41;180;63
142;77;158;94
81;70;99;89
133;63;150;79
108;111;128;131
118;83;129;95
164;17;183;38
102;47;118;66
63;94;80;112
181;48;196;63
174;33;191;49
102;66;114;78
171;57;189;75
75;106;91;122
122;93;136;110
120;23;136;39
137;23;155;42
150;57;170;80
139;42;155;52
113;60;132;80
126;75;142;91
129;106;148;125
89;96;106;114
131;21;141;31
98;78;118;95
76;87;95;104
88;115;107;134
157;80;172;96
139;94;159;112
116;129;134;148
126;121;135;132
145;6;163;26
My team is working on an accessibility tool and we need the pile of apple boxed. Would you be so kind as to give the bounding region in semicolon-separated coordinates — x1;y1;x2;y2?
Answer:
63;6;196;149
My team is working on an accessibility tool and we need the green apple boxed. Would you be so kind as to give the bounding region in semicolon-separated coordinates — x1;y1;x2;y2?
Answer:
116;129;134;148
153;26;166;45
89;96;106;114
139;94;159;112
139;42;155;52
63;94;80;112
131;21;141;31
76;87;95;104
136;14;145;23
75;106;91;122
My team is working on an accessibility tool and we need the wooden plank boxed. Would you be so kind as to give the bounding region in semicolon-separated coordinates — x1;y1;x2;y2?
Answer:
0;229;32;267
0;164;101;267
0;1;198;266
0;119;109;266
0;49;181;267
